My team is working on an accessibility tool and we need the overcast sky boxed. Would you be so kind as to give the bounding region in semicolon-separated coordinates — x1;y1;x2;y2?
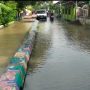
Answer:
53;1;59;4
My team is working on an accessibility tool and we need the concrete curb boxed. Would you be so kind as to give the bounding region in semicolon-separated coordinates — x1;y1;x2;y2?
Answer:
31;20;39;31
8;21;15;25
0;21;15;29
0;25;4;29
0;20;39;90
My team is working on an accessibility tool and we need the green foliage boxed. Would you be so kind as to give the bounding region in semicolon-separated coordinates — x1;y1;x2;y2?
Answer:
0;15;2;25
5;1;17;22
5;1;17;10
26;5;33;11
15;1;25;10
49;3;55;12
0;2;17;26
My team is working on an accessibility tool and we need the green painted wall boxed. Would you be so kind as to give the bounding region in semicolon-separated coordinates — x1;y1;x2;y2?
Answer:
61;3;76;21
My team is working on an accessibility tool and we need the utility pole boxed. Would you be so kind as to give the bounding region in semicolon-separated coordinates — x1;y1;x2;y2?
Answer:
75;0;78;20
89;1;90;17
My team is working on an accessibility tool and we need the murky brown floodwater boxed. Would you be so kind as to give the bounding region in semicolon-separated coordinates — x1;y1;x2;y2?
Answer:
0;21;32;74
24;18;90;90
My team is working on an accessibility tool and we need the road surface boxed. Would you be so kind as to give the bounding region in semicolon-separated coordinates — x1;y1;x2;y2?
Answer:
24;18;90;90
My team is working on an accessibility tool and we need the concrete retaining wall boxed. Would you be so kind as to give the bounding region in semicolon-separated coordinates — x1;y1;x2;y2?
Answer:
0;20;38;90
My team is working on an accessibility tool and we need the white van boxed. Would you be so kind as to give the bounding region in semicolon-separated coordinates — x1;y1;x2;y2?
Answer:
36;9;47;21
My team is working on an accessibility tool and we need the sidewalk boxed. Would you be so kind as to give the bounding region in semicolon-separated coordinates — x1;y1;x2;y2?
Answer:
0;21;32;74
78;17;90;25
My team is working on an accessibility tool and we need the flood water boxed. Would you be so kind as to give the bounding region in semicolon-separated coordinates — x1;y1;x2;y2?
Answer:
24;18;90;90
0;21;31;74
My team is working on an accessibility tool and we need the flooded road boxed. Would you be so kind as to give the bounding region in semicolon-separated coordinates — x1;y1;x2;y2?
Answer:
0;22;31;74
24;18;90;90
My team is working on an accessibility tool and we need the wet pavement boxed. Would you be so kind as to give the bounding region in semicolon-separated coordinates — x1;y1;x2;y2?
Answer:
0;21;32;74
24;18;90;90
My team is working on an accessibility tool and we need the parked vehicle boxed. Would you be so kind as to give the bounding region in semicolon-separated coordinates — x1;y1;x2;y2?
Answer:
36;9;47;21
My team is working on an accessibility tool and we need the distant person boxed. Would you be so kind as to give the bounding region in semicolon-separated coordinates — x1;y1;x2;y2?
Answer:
50;12;54;21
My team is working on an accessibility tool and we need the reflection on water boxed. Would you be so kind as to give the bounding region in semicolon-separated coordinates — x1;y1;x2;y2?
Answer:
24;19;90;90
28;20;52;73
63;23;90;53
0;21;31;74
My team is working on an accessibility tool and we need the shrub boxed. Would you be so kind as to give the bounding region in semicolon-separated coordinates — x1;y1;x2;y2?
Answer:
0;2;17;26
